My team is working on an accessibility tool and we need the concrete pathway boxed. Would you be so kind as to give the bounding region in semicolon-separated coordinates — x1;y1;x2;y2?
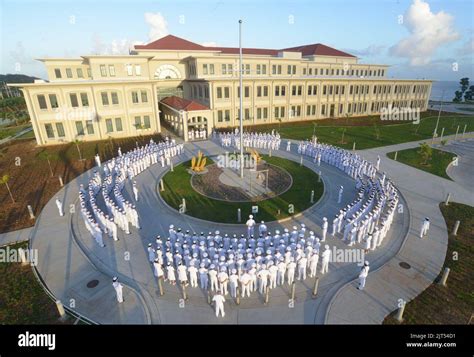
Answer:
0;226;33;247
29;138;410;324
325;136;474;324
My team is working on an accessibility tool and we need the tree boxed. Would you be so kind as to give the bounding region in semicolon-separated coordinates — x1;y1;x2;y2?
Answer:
73;139;83;161
453;90;463;103
418;142;433;165
464;85;474;102
37;150;58;177
0;174;15;203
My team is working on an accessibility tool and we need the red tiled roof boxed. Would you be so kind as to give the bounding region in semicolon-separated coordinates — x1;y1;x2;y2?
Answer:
161;96;209;112
135;35;208;51
281;43;355;57
134;34;355;57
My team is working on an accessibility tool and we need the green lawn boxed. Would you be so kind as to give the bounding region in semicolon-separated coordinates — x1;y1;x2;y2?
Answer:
387;146;456;180
0;242;73;324
161;155;323;223
0;124;31;140
238;113;473;150
384;203;474;324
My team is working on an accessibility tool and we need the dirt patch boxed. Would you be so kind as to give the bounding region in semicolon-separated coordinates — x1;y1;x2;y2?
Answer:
0;135;163;233
191;162;292;202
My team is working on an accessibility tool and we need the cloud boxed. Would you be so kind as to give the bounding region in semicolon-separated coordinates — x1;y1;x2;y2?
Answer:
10;42;36;65
389;0;459;66
91;34;144;55
201;42;218;47
457;37;474;56
144;12;168;41
343;45;386;57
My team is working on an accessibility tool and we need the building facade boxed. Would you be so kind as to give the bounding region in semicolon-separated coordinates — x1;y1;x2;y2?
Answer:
11;34;432;145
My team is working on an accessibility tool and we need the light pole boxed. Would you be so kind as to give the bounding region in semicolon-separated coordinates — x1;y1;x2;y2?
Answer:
239;19;244;178
433;89;445;141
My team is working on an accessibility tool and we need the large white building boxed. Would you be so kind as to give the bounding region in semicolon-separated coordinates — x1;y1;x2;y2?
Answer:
10;34;432;145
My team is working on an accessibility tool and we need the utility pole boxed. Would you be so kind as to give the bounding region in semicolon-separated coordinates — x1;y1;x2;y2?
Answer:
239;19;244;179
433;89;445;140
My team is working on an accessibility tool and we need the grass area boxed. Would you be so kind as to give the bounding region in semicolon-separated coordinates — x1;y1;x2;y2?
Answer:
387;146;457;180
0;242;73;324
0;123;31;140
384;202;474;324
14;128;35;140
161;155;323;223
0;133;163;233
228;111;473;150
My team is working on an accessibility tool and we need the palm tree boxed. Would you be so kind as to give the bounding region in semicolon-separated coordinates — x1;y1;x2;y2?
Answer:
73;138;83;161
37;150;58;177
418;142;432;165
1;174;15;203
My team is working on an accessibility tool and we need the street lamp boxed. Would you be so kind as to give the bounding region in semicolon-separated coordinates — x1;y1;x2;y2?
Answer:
239;19;244;178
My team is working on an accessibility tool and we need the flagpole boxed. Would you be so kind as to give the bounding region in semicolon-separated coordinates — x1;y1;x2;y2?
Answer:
239;19;244;178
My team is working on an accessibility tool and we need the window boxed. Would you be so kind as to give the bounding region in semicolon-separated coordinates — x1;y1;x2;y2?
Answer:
126;64;133;76
56;123;65;137
292;86;297;96
321;105;326;116
218;110;223;122
245;108;250;120
257;86;262;97
221;64;227;75
37;95;48;110
224;110;230;121
198;86;203;98
49;94;59;109
281;86;286;96
262;65;267;75
86;120;94;135
209;64;214;75
298;86;302;96
263;86;268;97
245;64;250;75
275;86;280;96
101;92;109;106
323;86;327;95
227;64;232;74
309;68;313;75
109;65;116;76
45;124;54;139
203;64;208;75
80;93;89;107
115;118;123;131
303;68;307;75
87;68;92;77
257;108;262;119
263;107;268;119
66;68;73;78
135;65;141;76
287;65;292;75
134;116;141;128
245;86;250;98
272;65;277;75
224;87;230;98
132;91;139;104
75;121;84;136
111;92;119;105
205;87;209;98
141;90;148;103
143;115;151;129
54;69;62;79
70;93;79;108
106;119;113;133
77;68;84;78
217;87;222;99
100;65;107;77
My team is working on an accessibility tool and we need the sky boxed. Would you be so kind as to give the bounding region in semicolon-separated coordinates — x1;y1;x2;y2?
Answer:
1;0;473;81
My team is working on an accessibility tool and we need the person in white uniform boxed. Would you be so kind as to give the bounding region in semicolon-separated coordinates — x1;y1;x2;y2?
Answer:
357;261;370;290
55;197;64;217
420;217;430;238
212;290;226;317
112;277;124;303
320;245;331;274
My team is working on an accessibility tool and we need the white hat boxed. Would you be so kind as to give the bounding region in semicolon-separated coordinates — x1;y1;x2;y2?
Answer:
249;215;253;219
112;276;118;282
365;261;369;266
325;245;330;249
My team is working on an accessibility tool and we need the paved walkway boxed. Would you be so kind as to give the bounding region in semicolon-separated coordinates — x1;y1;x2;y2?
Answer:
0;226;33;247
325;135;474;324
26;133;474;324
29;138;410;324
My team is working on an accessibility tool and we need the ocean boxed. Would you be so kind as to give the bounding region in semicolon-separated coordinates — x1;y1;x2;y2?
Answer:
430;81;462;101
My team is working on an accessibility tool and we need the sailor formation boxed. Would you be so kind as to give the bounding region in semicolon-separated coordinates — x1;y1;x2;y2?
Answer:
217;130;282;151
78;138;184;247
